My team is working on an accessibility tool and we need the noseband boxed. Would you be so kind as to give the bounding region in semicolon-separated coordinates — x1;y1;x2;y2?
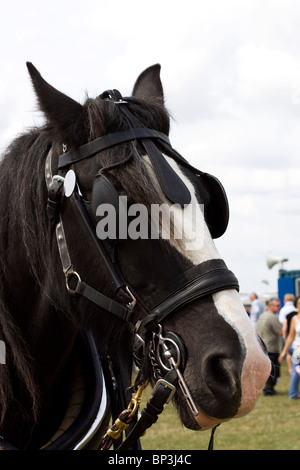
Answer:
45;90;239;449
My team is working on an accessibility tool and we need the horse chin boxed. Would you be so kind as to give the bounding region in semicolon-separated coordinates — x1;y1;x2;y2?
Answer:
173;392;223;432
175;397;224;431
173;397;201;431
193;409;225;431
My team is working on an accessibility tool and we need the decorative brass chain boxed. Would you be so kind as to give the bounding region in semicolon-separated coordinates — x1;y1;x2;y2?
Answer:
101;382;148;450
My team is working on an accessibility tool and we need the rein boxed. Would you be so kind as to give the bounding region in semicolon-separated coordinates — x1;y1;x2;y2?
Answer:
44;90;239;450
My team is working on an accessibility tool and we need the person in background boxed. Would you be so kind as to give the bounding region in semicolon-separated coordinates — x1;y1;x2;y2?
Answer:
249;292;264;327
279;294;297;375
279;294;296;324
279;296;300;399
257;298;282;396
243;301;251;316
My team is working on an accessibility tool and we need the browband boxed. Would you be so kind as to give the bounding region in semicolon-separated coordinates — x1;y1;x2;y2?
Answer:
58;128;171;168
59;126;192;207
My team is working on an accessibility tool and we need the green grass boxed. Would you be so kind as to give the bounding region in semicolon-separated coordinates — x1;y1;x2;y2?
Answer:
138;362;300;450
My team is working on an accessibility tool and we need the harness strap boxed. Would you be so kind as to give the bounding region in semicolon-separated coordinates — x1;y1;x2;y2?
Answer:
44;151;136;323
117;369;178;450
140;138;191;207
56;214;136;321
75;281;134;323
70;194;127;293
144;259;239;325
208;424;220;450
56;221;73;274
58;128;171;168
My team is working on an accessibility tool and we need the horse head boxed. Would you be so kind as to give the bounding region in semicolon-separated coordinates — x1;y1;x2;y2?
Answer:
1;63;270;448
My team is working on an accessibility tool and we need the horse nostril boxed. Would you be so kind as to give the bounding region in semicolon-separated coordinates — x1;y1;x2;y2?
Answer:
202;355;242;419
206;356;240;395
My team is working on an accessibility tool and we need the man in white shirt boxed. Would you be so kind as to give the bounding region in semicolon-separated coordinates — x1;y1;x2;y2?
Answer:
279;294;296;324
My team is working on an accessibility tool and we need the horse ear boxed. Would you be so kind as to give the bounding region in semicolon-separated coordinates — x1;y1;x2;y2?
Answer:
132;64;164;104
26;62;84;147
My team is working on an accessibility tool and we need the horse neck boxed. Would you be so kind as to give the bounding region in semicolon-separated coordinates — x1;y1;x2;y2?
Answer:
30;300;78;399
31;302;78;447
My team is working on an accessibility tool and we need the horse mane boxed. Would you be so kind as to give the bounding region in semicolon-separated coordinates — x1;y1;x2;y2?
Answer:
0;87;170;433
0;129;51;429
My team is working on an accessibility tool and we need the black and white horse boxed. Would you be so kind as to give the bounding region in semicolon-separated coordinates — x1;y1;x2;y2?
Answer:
0;63;270;449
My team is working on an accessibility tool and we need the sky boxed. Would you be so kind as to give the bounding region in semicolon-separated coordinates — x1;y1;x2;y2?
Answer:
1;0;300;298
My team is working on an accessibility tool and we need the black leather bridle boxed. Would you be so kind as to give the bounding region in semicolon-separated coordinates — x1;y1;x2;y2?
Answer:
45;89;239;449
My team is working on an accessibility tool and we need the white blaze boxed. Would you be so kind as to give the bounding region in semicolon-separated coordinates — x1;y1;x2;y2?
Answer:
146;155;271;428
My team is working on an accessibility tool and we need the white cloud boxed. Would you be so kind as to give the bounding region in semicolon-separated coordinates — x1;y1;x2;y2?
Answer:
237;45;300;100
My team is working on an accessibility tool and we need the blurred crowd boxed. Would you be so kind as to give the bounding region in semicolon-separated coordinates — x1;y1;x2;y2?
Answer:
246;293;300;399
